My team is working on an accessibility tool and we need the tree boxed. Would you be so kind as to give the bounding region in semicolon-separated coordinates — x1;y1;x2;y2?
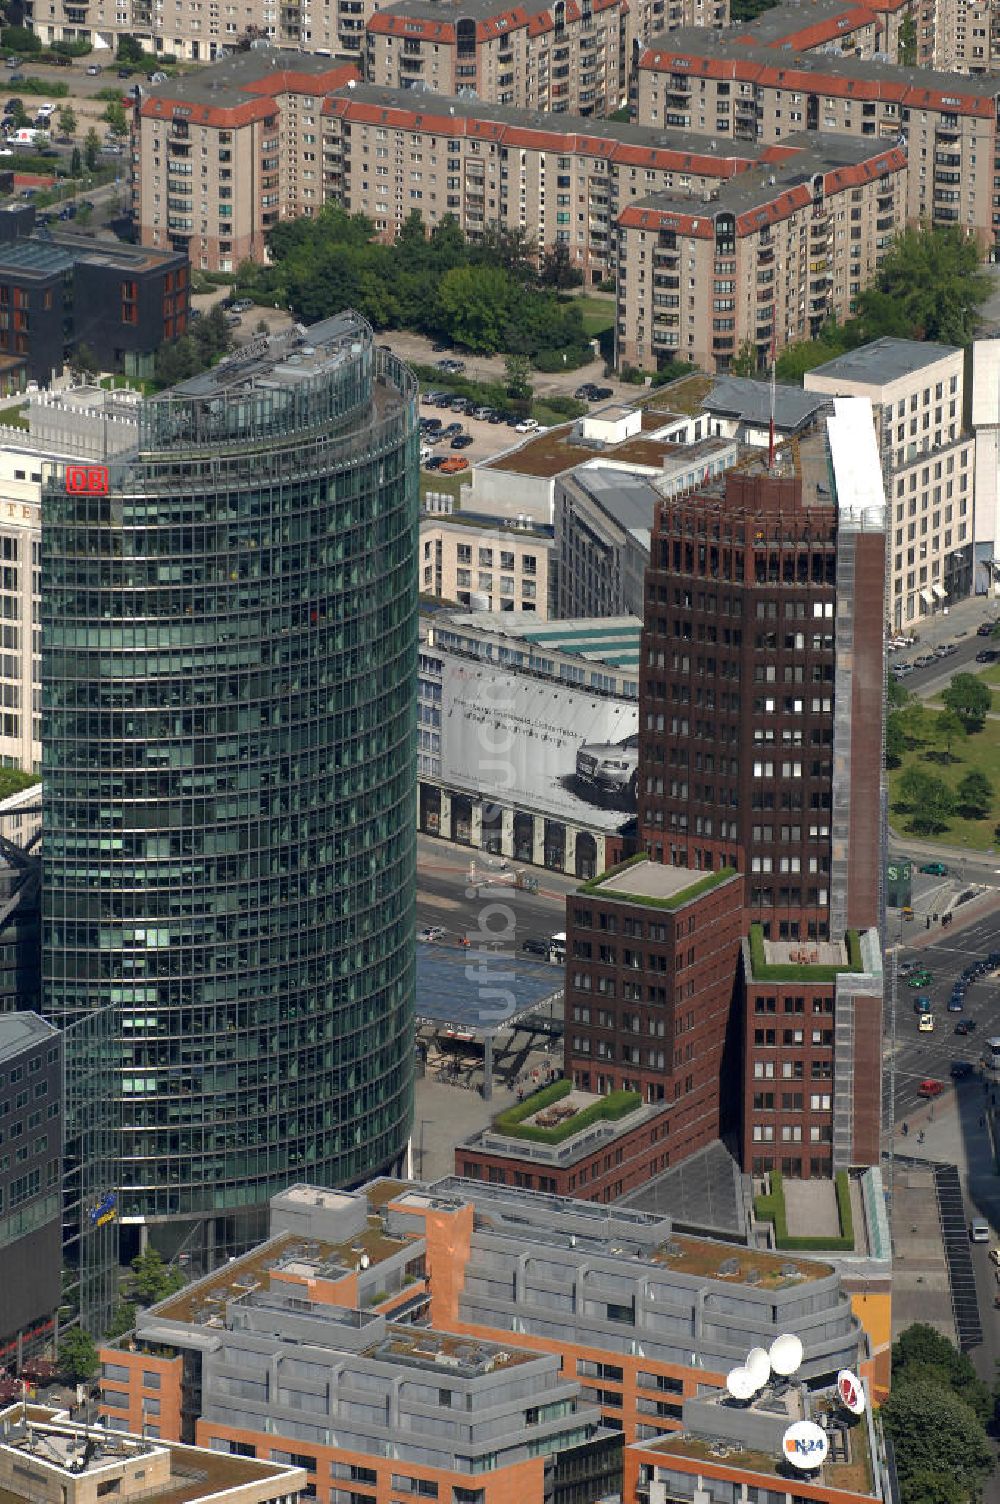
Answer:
105;1300;137;1340
504;353;533;403
731;338;758;378
70;145;82;176
934;707;966;762
58;1327;98;1383
73;343;99;377
887;675;910;709
539;244;583;290
942;671;991;732
898;11;917;64
116;33;146;62
7;99;28;131
1;25;42;52
103;100;128;137
130;1247;185;1305
897;765;954;834
885;713;906;768
957;769;993;820
882;1374;991;1502
57;104;76;139
84;127;101;171
896;698;930;748
855;225;991;347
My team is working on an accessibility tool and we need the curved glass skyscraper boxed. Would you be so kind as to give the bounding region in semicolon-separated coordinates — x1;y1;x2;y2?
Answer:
42;315;418;1289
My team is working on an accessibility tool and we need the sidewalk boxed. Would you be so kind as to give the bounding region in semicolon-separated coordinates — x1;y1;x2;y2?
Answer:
903;592;997;651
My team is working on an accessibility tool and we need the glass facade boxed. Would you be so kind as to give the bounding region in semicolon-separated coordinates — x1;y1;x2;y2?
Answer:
41;316;418;1303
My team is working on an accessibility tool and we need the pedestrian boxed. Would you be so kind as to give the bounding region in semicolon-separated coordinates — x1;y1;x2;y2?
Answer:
926;916;931;931
902;1121;909;1137
918;1130;925;1144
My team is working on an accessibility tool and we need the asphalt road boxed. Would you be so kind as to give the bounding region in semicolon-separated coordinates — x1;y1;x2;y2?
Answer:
891;627;995;697
416;832;574;957
885;908;1000;1125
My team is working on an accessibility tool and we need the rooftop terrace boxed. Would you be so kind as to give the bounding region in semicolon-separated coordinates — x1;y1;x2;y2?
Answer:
581;856;739;910
484;422;680;478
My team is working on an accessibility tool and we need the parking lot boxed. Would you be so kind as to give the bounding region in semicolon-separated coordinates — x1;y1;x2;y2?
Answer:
419;391;529;477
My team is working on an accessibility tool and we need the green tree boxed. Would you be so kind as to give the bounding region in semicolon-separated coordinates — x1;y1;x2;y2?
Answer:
897;765;954;834
435;264;512;352
105;1300;137;1340
504;353;533;402
539;244;583;289
70;145;82;176
73;343;99;376
103;100;128;137
57;104;76;138
942;671;991;732
130;1247;185;1305
887;675;910;709
934;707;967;762
886;713;906;768
1;25;42;52
7;99;28;130
58;1327;99;1383
855;225;991;347
896;698;929;747
882;1375;991;1501
731;338;759;378
956;769;993;819
84;126;101;171
116;33;146;62
898;11;917;64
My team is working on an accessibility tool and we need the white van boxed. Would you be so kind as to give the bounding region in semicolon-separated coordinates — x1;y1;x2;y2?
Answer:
9;128;48;146
970;1218;990;1243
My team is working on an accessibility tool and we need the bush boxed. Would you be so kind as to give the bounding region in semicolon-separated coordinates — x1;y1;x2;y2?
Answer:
651;360;697;386
532;345;591;372
536;393;587;420
2;25;41;52
16;77;70;96
495;1082;643;1145
49;37;93;55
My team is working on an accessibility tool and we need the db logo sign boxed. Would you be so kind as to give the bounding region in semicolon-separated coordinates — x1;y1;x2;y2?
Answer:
66;465;109;495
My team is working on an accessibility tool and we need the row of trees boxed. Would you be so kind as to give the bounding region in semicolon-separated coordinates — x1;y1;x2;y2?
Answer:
777;226;991;381
238;209;591;364
58;1248;188;1381
882;1324;994;1504
889;668;995;834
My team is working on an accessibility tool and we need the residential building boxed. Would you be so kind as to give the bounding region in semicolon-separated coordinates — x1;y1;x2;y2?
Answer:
0;1404;308;1504
615;136;907;373
635;30;1000;247
805;338;973;626
98;1176;885;1472
0;203;189;384
970;335;1000;597
419;511;554;615
364;0;633;119
555;467;662;620
724;0;916;61
0;1012;61;1369
419;610;640;876
41;315;419;1328
134;51;357;272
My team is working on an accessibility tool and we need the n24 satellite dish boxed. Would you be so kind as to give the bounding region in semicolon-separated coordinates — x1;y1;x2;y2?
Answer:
782;1420;829;1471
725;1366;756;1401
769;1332;804;1376
745;1347;771;1389
837;1370;866;1415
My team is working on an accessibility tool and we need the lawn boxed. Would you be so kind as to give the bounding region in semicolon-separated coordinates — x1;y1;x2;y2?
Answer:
420;469;472;504
889;689;1000;850
572;293;616;338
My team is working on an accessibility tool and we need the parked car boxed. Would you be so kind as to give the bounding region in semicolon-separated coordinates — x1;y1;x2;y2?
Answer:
450;434;473;449
442;422;464;435
948;996;964;1012
918;1078;944;1098
970;1216;990;1241
424;456;446;471
976;649;999;663
977;620;998;636
473;406;493;420
913;654;935;668
521;937;549;957
86;62;102;74
487;410;505;424
919;861;948;876
450;396;471;413
907;971;933;988
899;960;923;977
913;995;932;1014
515;418;540;433
421;417;442;432
951;1060;974;1079
225;313;242;327
439;456;469;474
118;65;135;78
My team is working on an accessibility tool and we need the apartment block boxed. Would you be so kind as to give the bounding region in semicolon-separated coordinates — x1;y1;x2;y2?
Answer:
729;0;916;63
636;30;1000;247
805;337;974;627
615;136;906;373
99;1177;881;1470
364;0;633;118
419;512;553;615
134;51;356;272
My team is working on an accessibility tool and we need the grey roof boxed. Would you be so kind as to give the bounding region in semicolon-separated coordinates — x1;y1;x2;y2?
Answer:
375;0;554;21
562;465;661;537
0;1010;57;1066
705;375;829;431
807;336;961;385
646;23;1000;99
618;1138;749;1240
739;0;871;42
142;45;342;109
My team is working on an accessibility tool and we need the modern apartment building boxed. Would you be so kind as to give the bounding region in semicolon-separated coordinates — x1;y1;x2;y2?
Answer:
0;1012;61;1368
134;51;357;272
615;137;907;372
419;512;554;615
554;466;662;619
635;30;1000;248
805;337;974;627
98;1177;883;1474
727;0;916;62
41;315;419;1325
364;0;633;118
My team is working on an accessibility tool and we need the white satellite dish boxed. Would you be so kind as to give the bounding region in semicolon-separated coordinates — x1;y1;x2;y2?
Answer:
726;1366;756;1401
837;1370;866;1415
770;1332;804;1376
746;1346;771;1388
782;1420;829;1470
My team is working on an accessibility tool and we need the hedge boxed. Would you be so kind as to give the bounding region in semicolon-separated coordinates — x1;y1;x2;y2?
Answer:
748;922;864;982
578;856;737;911
754;1169;854;1252
494;1082;642;1145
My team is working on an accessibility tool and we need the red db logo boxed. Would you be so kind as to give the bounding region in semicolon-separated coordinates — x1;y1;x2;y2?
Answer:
66;466;109;495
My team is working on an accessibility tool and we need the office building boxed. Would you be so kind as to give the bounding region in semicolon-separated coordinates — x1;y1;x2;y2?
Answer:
635;30;1000;247
0;1012;61;1369
99;1177;884;1476
419;610;639;876
0;204;189;385
419;511;554;615
0;1404;308;1504
805;337;974;627
555;467;663;620
615;137;907;373
134;51;357;272
41;315;419;1323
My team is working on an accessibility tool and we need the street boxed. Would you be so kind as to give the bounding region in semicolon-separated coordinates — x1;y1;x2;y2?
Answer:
416;830;574;954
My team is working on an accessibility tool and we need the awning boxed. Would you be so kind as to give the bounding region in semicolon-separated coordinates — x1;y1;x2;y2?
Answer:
920;588;935;605
932;583;946;600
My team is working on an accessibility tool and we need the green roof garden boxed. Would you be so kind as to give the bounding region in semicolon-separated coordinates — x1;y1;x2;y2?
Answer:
492;1079;642;1144
748;923;864;982
579;855;738;910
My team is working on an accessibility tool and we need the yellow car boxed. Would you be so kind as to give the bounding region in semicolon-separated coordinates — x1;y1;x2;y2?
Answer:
918;1013;935;1032
989;1247;1000;1268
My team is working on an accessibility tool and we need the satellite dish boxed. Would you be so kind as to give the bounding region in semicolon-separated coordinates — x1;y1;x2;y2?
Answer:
837;1370;866;1415
726;1366;756;1401
782;1420;829;1471
746;1346;771;1388
770;1332;804;1376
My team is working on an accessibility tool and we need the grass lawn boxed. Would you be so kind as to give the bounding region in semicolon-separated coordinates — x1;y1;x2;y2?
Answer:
420;469;472;504
572;293;616;338
889;692;1000;850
